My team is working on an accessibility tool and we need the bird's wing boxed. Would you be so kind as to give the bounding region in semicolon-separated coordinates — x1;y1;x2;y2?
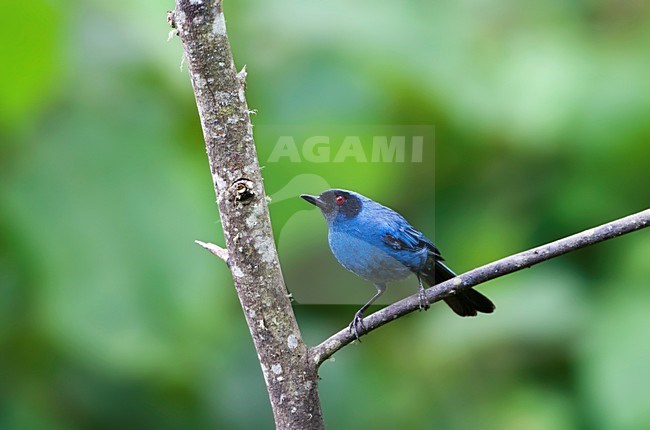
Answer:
381;223;444;261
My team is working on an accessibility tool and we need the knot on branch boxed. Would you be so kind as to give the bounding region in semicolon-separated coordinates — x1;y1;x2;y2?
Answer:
230;179;255;206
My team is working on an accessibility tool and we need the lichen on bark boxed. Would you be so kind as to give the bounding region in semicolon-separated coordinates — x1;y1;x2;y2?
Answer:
171;1;325;428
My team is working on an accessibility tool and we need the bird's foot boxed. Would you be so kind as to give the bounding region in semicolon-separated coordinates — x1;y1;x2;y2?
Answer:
418;287;430;311
348;311;366;341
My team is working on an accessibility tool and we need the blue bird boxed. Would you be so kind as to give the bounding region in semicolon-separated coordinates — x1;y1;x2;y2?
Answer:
301;189;495;339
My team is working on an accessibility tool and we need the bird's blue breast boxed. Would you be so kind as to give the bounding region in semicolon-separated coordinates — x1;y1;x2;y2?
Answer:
327;203;428;284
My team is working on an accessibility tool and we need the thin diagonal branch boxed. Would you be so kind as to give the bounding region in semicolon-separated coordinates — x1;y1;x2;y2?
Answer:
310;208;650;366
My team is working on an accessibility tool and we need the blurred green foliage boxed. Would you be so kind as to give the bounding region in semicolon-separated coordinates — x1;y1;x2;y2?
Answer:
1;0;649;429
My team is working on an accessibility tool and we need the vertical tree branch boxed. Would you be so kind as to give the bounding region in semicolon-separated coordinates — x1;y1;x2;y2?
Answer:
170;2;324;428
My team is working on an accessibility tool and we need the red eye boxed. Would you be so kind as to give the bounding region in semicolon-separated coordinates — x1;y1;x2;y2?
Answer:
335;195;346;206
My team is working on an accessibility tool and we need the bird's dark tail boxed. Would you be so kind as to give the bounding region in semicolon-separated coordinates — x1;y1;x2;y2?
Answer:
420;259;495;317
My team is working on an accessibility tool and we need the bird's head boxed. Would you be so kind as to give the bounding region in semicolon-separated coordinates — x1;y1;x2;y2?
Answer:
300;189;363;223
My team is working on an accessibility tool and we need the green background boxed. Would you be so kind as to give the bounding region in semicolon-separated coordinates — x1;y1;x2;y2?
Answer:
2;1;649;429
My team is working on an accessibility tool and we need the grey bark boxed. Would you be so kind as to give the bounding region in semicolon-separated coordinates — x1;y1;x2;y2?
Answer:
169;2;650;429
170;2;324;429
